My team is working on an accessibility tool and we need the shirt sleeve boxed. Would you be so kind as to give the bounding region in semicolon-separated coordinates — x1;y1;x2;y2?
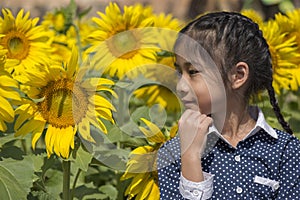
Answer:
157;137;214;200
179;172;214;199
276;136;300;198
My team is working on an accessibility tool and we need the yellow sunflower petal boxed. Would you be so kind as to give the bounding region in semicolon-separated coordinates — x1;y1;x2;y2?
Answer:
86;3;158;79
124;173;147;196
140;118;165;143
31;120;46;149
15;118;40;137
130;145;154;155
66;47;78;78
139;178;155;199
0;119;7;131
14;105;32;130
54;128;64;157
147;181;160;200
59;126;74;158
45;125;55;157
78;117;95;143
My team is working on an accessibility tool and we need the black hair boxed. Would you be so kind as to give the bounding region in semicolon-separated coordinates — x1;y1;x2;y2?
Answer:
175;11;293;135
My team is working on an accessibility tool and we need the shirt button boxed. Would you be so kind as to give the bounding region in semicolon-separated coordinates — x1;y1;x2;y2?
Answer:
234;155;241;162
273;182;280;191
192;190;201;196
236;186;243;194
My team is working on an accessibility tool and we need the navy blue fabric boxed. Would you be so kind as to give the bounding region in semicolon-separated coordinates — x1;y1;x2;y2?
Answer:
157;129;300;199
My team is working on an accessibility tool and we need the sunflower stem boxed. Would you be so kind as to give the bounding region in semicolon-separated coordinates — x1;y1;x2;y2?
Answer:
117;87;126;149
71;168;82;199
62;160;71;200
72;24;83;64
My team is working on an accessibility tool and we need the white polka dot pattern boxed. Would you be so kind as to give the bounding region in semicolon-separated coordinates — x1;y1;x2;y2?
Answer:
157;129;300;199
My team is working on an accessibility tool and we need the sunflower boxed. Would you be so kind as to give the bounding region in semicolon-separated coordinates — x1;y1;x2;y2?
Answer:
0;47;21;132
121;118;177;200
86;2;159;79
281;9;300;89
14;47;116;158
260;19;300;94
42;7;97;64
284;9;300;45
42;11;68;33
133;13;182;112
0;8;52;77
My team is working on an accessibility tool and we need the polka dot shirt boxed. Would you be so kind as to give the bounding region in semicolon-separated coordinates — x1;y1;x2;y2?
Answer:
157;108;300;199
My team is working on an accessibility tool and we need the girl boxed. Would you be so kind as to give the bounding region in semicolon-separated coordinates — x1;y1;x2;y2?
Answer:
157;12;300;199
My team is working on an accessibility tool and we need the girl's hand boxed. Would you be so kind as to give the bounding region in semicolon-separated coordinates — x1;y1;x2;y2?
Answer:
179;109;213;159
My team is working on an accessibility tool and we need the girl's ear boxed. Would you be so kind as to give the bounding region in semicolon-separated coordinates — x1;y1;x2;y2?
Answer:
230;62;249;89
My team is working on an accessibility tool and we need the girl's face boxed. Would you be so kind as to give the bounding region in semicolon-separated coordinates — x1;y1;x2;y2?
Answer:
175;55;225;115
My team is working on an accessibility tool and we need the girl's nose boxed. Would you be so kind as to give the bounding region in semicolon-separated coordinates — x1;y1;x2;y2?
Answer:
176;77;189;98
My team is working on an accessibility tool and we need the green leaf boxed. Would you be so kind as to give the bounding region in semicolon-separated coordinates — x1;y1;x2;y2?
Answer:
0;155;35;199
30;191;56;200
99;185;118;200
261;0;282;5
0;166;26;200
31;154;46;173
70;144;93;172
0;146;25;160
279;0;295;12
78;6;92;19
43;169;63;199
105;125;147;147
149;104;167;129
0;133;17;147
131;106;150;123
92;149;129;171
73;183;105;200
157;50;174;57
82;193;108;200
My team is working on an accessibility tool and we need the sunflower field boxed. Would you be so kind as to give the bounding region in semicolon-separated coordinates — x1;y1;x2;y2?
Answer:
0;0;300;199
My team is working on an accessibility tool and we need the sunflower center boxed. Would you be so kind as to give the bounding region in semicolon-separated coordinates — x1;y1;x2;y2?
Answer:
2;31;29;60
38;78;88;128
107;30;140;59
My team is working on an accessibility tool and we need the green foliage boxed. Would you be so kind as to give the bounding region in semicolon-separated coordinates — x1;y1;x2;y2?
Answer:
257;90;300;138
0;156;35;200
0;1;300;200
244;0;295;13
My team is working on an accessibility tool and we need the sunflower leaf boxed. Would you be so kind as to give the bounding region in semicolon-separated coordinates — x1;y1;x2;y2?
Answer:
0;155;35;199
30;191;56;200
43;169;63;199
72;183;107;199
99;185;118;200
78;6;92;19
0;133;17;147
70;144;93;172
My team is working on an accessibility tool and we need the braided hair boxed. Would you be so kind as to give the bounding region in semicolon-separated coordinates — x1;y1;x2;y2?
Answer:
175;12;293;135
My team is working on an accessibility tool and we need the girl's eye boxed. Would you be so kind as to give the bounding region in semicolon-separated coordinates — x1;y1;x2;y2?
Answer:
188;69;200;75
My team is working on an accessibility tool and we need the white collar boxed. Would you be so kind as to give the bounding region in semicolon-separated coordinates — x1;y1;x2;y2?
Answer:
208;106;278;146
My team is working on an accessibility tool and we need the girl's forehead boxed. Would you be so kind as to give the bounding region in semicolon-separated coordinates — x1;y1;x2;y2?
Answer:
175;55;203;68
174;55;192;68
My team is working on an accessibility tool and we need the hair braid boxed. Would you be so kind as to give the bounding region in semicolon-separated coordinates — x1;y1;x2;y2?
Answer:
177;12;294;135
267;83;293;135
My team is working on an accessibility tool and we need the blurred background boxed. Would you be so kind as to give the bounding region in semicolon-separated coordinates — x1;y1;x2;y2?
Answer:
0;1;300;200
1;0;300;21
